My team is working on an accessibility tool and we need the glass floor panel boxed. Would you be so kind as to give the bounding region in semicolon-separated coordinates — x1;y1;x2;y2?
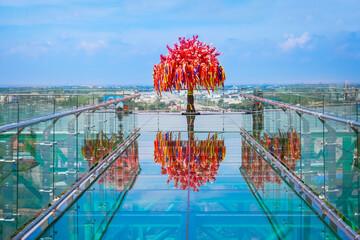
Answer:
38;114;342;240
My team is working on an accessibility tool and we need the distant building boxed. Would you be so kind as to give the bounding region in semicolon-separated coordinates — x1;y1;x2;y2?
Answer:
344;81;358;101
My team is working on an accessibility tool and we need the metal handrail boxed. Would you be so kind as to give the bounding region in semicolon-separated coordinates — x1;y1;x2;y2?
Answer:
0;94;140;133
239;93;360;128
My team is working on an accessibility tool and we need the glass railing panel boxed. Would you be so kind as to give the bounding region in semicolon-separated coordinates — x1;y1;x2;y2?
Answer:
77;112;94;175
323;120;359;229
262;108;284;134
20;95;37;122
17;121;56;231
195;115;225;132
261;91;359;121
137;113;157;132
324;103;353;120
241;105;326;197
0;101;19;126
54;95;79;113
158;114;187;132
0;128;18;238
123;112;136;139
78;109;117;175
223;113;243;132
299;114;325;197
53;115;78;197
243;107;299;174
239;112;253;133
18;95;55;122
0;92;121;127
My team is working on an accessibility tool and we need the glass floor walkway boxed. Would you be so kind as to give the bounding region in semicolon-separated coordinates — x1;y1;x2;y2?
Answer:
34;114;340;240
1;89;359;240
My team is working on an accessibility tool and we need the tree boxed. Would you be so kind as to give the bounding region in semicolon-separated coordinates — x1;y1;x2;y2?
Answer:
218;98;224;107
153;35;226;114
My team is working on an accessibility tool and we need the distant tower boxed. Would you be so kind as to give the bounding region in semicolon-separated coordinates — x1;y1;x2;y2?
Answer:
252;90;263;140
344;81;350;101
345;80;350;89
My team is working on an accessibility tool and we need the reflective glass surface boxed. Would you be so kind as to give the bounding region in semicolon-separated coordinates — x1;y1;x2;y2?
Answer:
39;114;340;239
1;86;358;239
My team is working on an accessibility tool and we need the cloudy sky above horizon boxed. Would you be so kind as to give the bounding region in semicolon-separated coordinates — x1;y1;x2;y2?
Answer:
0;0;360;86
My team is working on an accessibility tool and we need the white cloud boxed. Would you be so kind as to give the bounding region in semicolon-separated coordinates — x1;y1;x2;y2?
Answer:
337;43;348;52
280;32;310;51
240;51;251;58
336;19;343;25
123;0;181;13
0;0;89;6
79;40;107;54
5;41;51;57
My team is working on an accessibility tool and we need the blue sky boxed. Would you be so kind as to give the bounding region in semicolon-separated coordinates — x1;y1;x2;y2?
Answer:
0;0;359;86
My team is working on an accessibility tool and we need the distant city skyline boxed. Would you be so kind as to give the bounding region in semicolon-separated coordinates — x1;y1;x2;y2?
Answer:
0;0;360;86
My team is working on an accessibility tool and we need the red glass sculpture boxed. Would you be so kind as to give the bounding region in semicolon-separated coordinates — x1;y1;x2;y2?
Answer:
153;35;226;113
154;131;226;192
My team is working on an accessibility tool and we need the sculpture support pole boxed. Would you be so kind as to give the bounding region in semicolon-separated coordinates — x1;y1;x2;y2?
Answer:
186;115;195;139
187;115;195;172
186;88;195;113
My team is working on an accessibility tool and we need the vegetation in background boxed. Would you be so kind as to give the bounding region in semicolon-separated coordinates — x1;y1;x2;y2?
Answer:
134;100;170;111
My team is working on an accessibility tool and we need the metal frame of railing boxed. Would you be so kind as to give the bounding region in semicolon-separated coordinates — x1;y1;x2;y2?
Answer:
0;94;140;133
239;93;360;129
